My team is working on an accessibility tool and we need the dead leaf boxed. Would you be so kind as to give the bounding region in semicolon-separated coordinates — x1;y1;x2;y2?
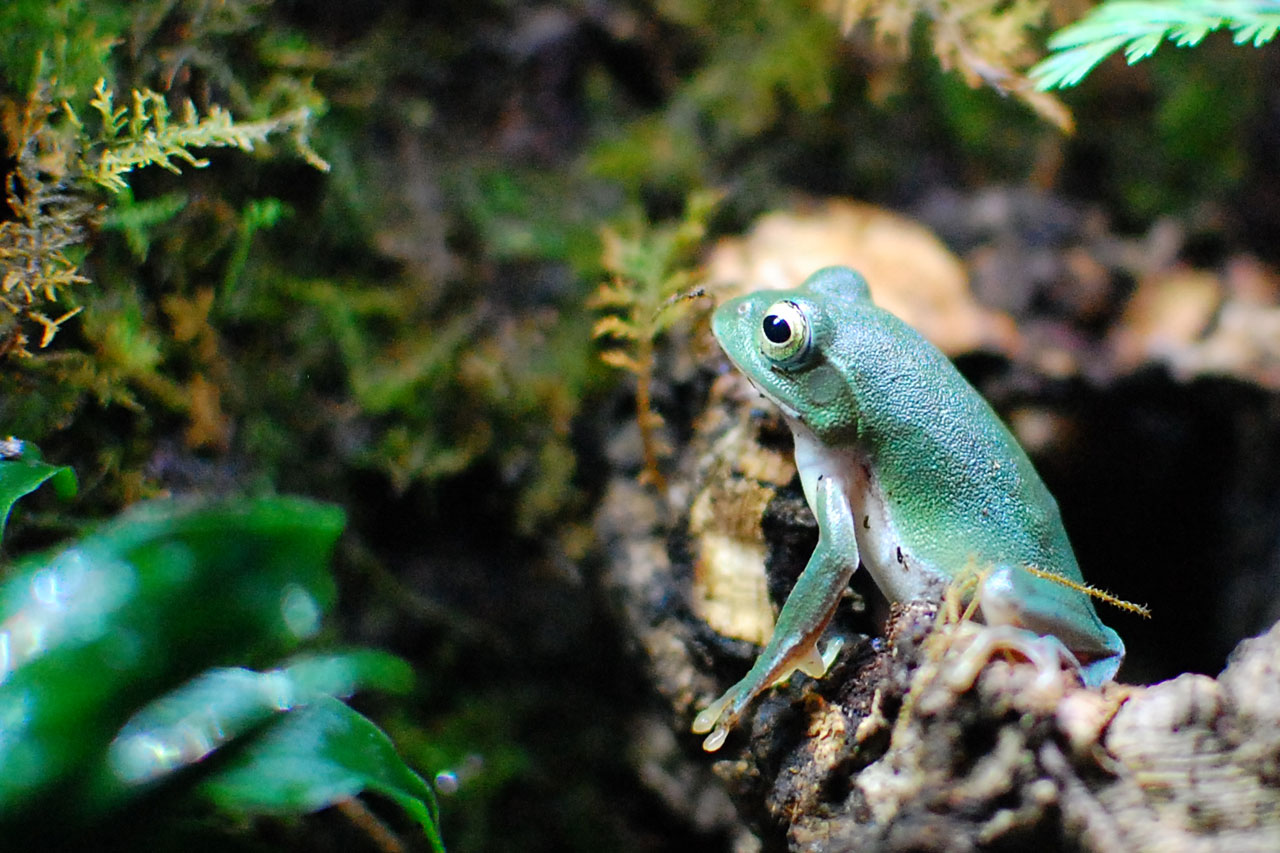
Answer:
704;199;1017;355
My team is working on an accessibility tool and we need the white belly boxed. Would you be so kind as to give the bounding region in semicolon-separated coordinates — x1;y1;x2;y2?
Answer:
788;419;943;604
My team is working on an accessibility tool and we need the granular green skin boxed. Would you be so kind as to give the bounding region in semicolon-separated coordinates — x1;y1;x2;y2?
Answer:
693;266;1122;751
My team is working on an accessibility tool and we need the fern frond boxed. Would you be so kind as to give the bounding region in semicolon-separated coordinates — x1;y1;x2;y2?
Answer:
79;80;321;194
599;349;644;373
592;190;719;490
29;307;83;348
1032;1;1280;90
591;315;641;341
829;0;1073;131
87;80;128;139
0;86;91;356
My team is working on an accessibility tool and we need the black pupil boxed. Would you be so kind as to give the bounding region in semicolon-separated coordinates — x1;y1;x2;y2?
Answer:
763;314;791;344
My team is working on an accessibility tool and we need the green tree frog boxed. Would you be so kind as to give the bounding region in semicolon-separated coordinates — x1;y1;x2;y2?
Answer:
692;266;1124;752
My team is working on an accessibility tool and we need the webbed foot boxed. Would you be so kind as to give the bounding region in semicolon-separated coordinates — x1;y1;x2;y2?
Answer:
947;624;1080;692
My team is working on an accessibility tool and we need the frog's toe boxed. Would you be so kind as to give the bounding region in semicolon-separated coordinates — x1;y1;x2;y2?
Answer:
947;625;1079;692
691;694;730;735
700;722;731;752
692;691;737;752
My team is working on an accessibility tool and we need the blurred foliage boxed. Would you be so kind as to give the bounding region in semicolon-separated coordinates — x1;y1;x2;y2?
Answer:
1033;0;1280;89
0;441;77;538
0;0;1276;849
831;0;1073;130
591;190;718;490
1054;35;1265;225
588;0;844;199
0;492;442;850
0;2;125;102
0;1;325;358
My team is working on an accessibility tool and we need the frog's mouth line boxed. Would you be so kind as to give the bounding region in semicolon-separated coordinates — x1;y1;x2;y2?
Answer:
736;367;800;421
717;340;804;420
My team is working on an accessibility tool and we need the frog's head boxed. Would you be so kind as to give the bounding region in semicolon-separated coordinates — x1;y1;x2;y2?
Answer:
712;266;872;440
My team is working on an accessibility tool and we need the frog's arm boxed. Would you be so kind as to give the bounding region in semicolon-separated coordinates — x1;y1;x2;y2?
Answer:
692;474;859;752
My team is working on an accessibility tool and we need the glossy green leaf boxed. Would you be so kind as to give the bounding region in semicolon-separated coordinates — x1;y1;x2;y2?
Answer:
0;496;344;815
281;648;415;697
102;651;413;787
201;695;444;852
0;455;77;541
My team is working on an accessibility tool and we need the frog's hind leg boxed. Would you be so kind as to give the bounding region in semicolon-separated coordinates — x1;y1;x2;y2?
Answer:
949;563;1125;691
946;625;1079;692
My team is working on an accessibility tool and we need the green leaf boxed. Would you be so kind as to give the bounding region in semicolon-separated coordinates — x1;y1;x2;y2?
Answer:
0;496;344;815
281;648;415;697
0;453;77;542
1124;31;1168;61
200;695;444;852
1234;17;1280;43
103;651;412;788
1031;1;1280;90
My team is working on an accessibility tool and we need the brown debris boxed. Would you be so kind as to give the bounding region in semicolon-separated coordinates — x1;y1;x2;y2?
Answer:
604;447;1280;850
703;199;1019;356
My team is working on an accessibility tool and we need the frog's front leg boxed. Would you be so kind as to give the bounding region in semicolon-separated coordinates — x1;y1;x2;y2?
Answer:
692;474;860;752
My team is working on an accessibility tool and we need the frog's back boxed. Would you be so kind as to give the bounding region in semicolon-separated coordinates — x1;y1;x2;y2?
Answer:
801;268;1080;583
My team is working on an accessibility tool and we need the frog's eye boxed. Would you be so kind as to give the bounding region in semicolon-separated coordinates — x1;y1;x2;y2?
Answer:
759;300;811;364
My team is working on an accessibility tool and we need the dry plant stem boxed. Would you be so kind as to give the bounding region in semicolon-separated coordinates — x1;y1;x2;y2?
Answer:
336;797;404;853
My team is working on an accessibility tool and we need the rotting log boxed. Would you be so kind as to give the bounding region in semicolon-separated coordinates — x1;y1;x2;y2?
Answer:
596;368;1280;853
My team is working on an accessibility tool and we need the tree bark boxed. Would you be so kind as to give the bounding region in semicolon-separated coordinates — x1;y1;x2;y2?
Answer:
596;369;1280;853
